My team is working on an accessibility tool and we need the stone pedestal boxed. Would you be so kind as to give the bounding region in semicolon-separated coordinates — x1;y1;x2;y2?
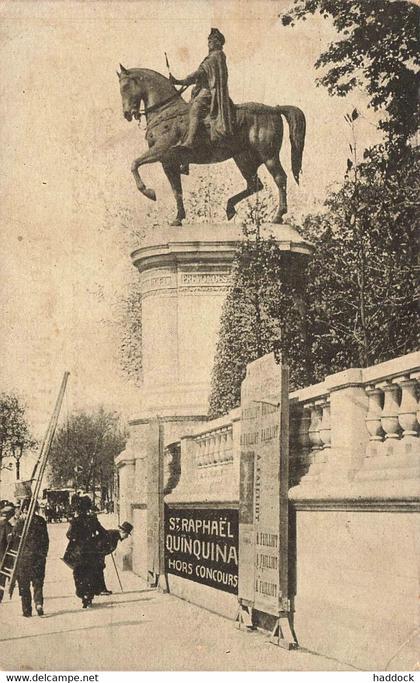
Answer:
131;222;312;420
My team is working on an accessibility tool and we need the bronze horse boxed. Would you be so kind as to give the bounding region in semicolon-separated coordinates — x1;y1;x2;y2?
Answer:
118;66;306;226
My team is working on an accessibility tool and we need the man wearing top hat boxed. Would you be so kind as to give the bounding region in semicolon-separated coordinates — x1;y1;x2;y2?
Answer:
170;28;234;150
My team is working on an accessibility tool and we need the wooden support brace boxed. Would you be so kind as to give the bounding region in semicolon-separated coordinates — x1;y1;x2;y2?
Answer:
235;602;255;630
147;570;159;588
158;573;169;594
270;613;298;650
147;571;169;593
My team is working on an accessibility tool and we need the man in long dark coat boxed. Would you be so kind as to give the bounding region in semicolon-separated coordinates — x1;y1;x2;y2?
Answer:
14;501;49;617
64;496;107;608
170;28;234;148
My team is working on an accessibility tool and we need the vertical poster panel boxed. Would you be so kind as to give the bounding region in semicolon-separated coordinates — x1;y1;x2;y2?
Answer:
254;369;289;615
238;450;255;602
238;352;289;617
146;417;164;581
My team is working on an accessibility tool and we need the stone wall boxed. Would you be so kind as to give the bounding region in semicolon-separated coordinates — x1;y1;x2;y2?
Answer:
286;350;420;669
293;509;418;670
117;345;419;670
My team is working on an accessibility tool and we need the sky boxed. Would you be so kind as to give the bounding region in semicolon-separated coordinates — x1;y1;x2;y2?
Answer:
0;0;383;436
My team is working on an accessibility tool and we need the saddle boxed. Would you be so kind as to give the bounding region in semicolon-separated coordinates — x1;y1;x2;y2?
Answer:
147;99;237;142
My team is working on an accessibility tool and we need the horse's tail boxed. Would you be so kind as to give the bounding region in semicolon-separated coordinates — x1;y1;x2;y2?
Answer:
276;106;306;184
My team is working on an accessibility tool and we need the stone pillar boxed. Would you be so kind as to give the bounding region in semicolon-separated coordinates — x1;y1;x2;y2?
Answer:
325;369;368;481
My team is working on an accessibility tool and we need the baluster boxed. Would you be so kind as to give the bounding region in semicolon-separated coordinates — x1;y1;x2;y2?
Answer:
194;437;199;467
308;401;322;455
395;375;419;457
289;405;300;460
212;431;220;464
365;385;384;458
297;404;311;471
207;435;215;466
200;437;206;467
217;431;225;481
208;435;214;466
318;398;331;464
379;381;401;457
304;401;324;481
289;405;302;485
225;427;233;463
202;436;207;467
219;428;227;463
201;436;207;467
414;371;420;426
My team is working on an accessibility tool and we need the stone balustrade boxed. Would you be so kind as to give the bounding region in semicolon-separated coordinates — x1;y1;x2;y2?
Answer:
289;350;420;500
194;424;234;468
164;409;240;504
364;373;419;459
163;351;419;505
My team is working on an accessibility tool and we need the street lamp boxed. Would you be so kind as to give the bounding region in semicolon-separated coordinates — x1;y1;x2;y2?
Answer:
11;440;24;480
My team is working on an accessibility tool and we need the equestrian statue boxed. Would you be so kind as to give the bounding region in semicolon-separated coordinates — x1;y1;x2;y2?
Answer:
118;28;306;226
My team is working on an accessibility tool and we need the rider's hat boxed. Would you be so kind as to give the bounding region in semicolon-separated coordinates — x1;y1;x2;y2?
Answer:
209;28;225;46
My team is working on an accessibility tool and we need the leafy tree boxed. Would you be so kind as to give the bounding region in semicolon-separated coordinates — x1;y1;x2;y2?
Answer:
118;275;143;387
0;393;36;480
209;140;419;417
303;141;419;375
49;407;127;504
281;0;420;149
208;191;312;418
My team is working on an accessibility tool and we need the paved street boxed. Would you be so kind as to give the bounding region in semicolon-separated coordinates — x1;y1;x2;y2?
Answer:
0;518;356;671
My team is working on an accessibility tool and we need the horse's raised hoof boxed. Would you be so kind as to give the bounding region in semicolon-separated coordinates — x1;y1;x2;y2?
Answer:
170;219;182;227
144;188;157;201
226;205;236;221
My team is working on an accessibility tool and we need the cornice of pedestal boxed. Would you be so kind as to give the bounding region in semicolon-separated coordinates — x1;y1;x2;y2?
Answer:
131;222;313;272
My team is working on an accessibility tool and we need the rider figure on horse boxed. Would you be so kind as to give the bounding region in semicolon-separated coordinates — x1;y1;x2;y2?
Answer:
170;28;234;151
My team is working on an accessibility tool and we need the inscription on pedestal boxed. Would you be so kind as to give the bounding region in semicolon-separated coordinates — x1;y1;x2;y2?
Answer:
180;272;230;286
141;269;174;297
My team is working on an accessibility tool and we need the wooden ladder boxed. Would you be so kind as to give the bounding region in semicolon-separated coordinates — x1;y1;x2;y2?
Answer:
0;371;70;601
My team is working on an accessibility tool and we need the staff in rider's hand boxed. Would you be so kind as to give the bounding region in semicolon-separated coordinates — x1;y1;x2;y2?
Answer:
165;52;187;97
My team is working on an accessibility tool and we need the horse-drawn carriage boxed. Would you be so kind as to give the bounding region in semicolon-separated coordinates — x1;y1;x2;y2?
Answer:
42;488;74;523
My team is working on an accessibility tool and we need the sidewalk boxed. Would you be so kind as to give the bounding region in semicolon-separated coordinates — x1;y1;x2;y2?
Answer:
0;520;357;671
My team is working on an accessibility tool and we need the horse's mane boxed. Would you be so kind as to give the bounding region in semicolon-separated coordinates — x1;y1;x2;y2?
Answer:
125;68;179;97
127;67;171;83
